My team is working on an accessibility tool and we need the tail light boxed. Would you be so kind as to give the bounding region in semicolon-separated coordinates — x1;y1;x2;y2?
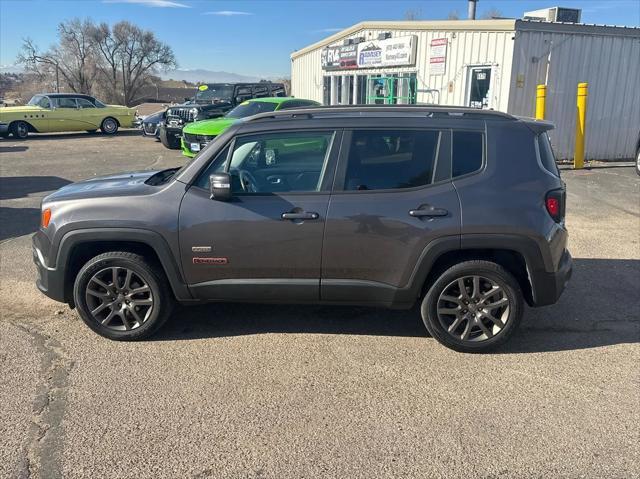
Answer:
545;189;565;223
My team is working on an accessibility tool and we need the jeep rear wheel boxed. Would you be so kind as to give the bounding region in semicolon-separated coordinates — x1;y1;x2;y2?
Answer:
421;260;523;353
73;251;174;340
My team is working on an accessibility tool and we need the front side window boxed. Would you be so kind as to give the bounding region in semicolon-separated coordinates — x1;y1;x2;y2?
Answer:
76;98;96;109
228;131;335;194
194;145;231;189
57;98;77;109
28;95;51;109
343;130;440;191
226;101;278;119
452;131;484;177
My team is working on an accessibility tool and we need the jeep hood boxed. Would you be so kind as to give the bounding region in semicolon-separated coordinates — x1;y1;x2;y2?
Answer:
44;170;161;202
183;117;238;136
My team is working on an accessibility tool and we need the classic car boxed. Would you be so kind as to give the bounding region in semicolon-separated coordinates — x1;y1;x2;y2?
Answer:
0;93;136;139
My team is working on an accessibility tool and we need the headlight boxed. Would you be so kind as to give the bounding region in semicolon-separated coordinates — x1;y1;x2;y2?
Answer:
189;107;198;119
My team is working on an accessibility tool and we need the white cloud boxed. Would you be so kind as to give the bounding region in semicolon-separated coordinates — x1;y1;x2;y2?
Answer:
103;0;190;8
203;10;253;16
312;28;345;33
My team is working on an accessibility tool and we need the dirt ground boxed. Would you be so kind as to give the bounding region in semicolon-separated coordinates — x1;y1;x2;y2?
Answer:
1;130;638;479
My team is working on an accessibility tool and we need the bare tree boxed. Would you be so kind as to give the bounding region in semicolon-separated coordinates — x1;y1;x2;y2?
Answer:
111;21;176;105
89;22;123;103
18;19;98;94
447;10;460;20
18;18;176;105
404;8;422;20
480;8;503;19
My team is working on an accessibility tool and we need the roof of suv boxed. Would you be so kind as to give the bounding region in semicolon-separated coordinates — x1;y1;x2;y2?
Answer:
243;105;554;131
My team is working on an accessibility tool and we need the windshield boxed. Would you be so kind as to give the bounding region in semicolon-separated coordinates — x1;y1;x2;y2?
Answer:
226;101;278;119
28;95;51;108
195;85;234;102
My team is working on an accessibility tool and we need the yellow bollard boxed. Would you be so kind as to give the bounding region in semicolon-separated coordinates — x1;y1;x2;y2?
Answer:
574;82;588;169
535;84;546;120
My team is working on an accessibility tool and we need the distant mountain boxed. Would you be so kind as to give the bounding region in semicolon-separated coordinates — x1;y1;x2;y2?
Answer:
159;69;262;84
0;64;23;74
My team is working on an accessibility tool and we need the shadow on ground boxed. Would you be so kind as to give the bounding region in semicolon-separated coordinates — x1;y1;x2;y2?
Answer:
0;146;28;153
154;258;639;353
0;207;41;242
0;176;72;201
9;130;141;141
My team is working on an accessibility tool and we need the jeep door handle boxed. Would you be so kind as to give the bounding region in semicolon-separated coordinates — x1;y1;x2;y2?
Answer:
409;207;449;218
281;211;319;220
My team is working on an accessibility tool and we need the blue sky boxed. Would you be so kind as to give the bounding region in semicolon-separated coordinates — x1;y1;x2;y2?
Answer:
1;0;638;77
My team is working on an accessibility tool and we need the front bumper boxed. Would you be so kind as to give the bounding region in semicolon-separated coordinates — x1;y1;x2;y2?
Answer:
181;138;196;158
530;249;573;307
141;122;160;137
33;235;66;303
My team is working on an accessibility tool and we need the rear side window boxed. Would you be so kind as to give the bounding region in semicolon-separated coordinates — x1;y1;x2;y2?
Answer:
344;130;440;191
538;133;560;176
452;131;484;177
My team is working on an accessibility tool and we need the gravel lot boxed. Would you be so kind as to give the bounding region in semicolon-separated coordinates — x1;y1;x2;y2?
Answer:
1;130;639;479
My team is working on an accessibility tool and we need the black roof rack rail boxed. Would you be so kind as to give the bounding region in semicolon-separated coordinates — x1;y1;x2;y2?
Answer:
244;105;516;123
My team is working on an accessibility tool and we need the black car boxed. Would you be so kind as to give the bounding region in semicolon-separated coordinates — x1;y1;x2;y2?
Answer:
159;82;286;149
136;110;165;139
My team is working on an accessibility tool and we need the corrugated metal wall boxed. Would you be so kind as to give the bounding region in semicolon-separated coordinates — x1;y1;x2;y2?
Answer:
291;25;516;111
509;26;640;160
292;21;640;160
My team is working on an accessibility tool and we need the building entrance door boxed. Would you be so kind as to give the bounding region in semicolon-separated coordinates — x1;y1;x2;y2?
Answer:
365;75;417;104
466;66;493;109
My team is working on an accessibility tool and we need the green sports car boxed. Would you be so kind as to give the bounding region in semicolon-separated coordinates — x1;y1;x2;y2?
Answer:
181;97;319;158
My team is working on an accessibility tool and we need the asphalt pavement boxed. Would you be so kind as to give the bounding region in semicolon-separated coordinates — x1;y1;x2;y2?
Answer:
0;131;638;479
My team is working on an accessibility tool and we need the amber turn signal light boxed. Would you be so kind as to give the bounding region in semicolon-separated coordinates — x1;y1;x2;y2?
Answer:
41;208;52;228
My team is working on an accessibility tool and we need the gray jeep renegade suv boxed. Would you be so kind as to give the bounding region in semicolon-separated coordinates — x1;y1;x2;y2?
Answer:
33;106;572;352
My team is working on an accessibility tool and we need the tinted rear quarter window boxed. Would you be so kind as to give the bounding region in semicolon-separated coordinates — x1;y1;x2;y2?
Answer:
538;132;560;176
452;131;484;177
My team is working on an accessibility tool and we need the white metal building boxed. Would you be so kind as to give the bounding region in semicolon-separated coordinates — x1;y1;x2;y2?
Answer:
290;18;640;160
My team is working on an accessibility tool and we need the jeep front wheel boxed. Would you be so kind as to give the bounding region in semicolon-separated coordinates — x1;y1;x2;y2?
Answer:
73;251;174;340
421;260;523;353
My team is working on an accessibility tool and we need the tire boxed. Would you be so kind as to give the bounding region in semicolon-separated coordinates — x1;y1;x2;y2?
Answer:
73;251;174;340
159;126;181;149
635;147;639;176
420;260;524;353
10;121;29;139
100;117;119;135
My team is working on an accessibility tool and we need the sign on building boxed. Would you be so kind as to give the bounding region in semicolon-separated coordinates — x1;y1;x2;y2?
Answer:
321;44;358;70
429;38;448;75
356;36;417;68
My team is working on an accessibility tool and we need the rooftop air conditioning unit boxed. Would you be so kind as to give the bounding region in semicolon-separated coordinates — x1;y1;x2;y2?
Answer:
523;7;581;23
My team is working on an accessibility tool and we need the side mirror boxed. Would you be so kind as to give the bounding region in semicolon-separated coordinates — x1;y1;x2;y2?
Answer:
209;173;232;201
